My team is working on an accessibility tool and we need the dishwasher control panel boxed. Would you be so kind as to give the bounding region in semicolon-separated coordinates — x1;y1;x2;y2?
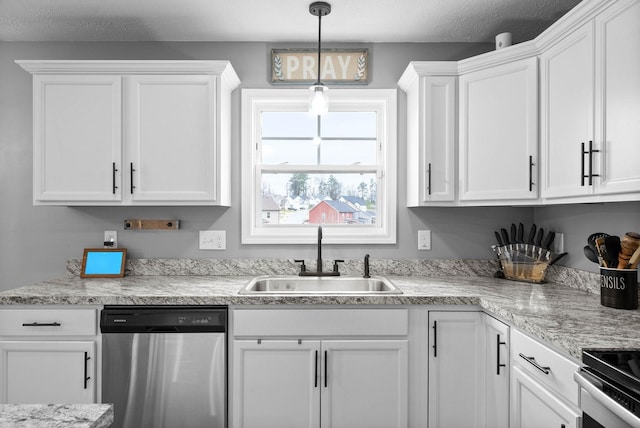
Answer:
100;306;227;333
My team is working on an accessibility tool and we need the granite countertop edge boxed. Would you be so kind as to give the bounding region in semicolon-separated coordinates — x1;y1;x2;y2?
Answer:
0;404;113;428
1;273;637;361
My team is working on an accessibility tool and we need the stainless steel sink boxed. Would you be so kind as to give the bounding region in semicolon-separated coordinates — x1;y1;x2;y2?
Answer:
239;276;402;295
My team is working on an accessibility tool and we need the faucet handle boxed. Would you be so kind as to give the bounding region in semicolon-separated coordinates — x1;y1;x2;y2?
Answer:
294;259;307;274
332;260;344;274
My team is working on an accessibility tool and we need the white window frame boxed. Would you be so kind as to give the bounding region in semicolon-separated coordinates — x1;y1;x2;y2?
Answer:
241;88;397;244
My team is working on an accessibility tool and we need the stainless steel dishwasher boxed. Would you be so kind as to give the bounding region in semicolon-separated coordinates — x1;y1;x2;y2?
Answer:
100;306;227;428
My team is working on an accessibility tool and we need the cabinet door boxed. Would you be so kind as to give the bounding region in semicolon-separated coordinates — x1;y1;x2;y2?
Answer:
321;340;408;428
485;315;509;428
232;340;321;428
459;58;538;201
125;75;218;202
414;76;456;204
511;365;581;428
595;0;640;195
33;75;122;203
428;311;484;428
541;22;595;199
0;341;95;404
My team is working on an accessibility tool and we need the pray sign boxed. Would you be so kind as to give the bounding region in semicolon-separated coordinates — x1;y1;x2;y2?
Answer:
271;49;369;84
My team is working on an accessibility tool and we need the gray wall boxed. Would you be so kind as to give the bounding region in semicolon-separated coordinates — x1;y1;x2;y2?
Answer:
0;41;636;291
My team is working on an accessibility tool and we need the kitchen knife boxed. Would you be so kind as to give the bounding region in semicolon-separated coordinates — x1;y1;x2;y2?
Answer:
534;228;545;258
527;224;537;245
542;231;555;250
548;252;568;266
540;231;556;261
501;228;510;246
535;228;544;247
495;231;504;247
510;224;517;245
517;223;524;244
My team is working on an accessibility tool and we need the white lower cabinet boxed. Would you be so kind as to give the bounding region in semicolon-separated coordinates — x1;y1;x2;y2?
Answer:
511;366;580;428
0;307;99;404
0;341;95;404
233;340;320;428
510;329;581;428
231;308;409;428
428;311;485;428
484;314;510;428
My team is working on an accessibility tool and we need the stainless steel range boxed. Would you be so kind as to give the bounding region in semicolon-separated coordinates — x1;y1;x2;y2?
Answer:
575;349;640;428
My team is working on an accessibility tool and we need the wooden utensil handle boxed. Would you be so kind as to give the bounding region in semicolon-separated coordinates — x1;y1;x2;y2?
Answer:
628;246;640;270
618;232;640;269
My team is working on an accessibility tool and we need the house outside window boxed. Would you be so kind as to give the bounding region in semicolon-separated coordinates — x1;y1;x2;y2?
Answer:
241;88;397;244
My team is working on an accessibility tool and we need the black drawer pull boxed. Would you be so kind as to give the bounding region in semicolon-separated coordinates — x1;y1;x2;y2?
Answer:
519;353;550;375
22;322;61;327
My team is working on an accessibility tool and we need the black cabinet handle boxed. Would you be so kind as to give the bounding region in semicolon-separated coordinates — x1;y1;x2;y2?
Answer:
433;320;438;357
130;162;136;194
581;141;600;186
427;163;432;196
581;142;586;186
112;162;118;194
588;140;600;185
528;156;534;192
22;322;61;327
84;352;91;389
519;353;550;375
496;334;507;375
324;350;328;388
314;350;318;388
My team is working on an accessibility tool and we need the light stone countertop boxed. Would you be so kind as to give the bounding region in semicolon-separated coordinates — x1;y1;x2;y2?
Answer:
1;268;638;361
0;404;113;428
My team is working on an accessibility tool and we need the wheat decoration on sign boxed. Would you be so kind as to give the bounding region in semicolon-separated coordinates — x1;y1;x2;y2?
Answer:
354;54;366;81
273;55;285;80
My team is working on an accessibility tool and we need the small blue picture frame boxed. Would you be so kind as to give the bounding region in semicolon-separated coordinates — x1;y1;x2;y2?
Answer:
80;248;127;278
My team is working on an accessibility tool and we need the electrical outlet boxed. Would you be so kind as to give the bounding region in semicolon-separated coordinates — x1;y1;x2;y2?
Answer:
554;232;564;253
418;230;431;250
104;231;118;248
200;230;226;250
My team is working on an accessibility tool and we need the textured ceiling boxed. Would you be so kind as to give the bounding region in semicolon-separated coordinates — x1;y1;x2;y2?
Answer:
0;0;582;43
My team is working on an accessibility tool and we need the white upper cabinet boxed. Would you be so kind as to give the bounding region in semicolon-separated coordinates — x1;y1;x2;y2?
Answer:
31;75;122;203
594;0;640;196
125;75;219;203
540;22;596;199
17;60;240;206
540;0;640;201
459;57;538;202
398;63;457;206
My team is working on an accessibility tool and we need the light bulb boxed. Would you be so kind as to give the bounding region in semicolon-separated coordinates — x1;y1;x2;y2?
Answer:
309;84;329;115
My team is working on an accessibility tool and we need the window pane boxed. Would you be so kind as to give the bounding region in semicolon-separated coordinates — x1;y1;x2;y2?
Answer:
322;112;376;138
260;173;377;225
262;112;316;138
262;139;317;165
320;139;377;165
262;139;377;165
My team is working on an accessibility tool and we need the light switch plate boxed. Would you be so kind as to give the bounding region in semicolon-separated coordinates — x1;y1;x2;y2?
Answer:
418;230;431;250
200;230;226;250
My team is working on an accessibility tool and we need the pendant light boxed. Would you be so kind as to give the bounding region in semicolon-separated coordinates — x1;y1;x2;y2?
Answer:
309;2;331;115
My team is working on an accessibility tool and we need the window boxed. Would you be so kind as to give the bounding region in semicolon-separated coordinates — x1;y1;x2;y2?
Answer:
241;88;396;244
